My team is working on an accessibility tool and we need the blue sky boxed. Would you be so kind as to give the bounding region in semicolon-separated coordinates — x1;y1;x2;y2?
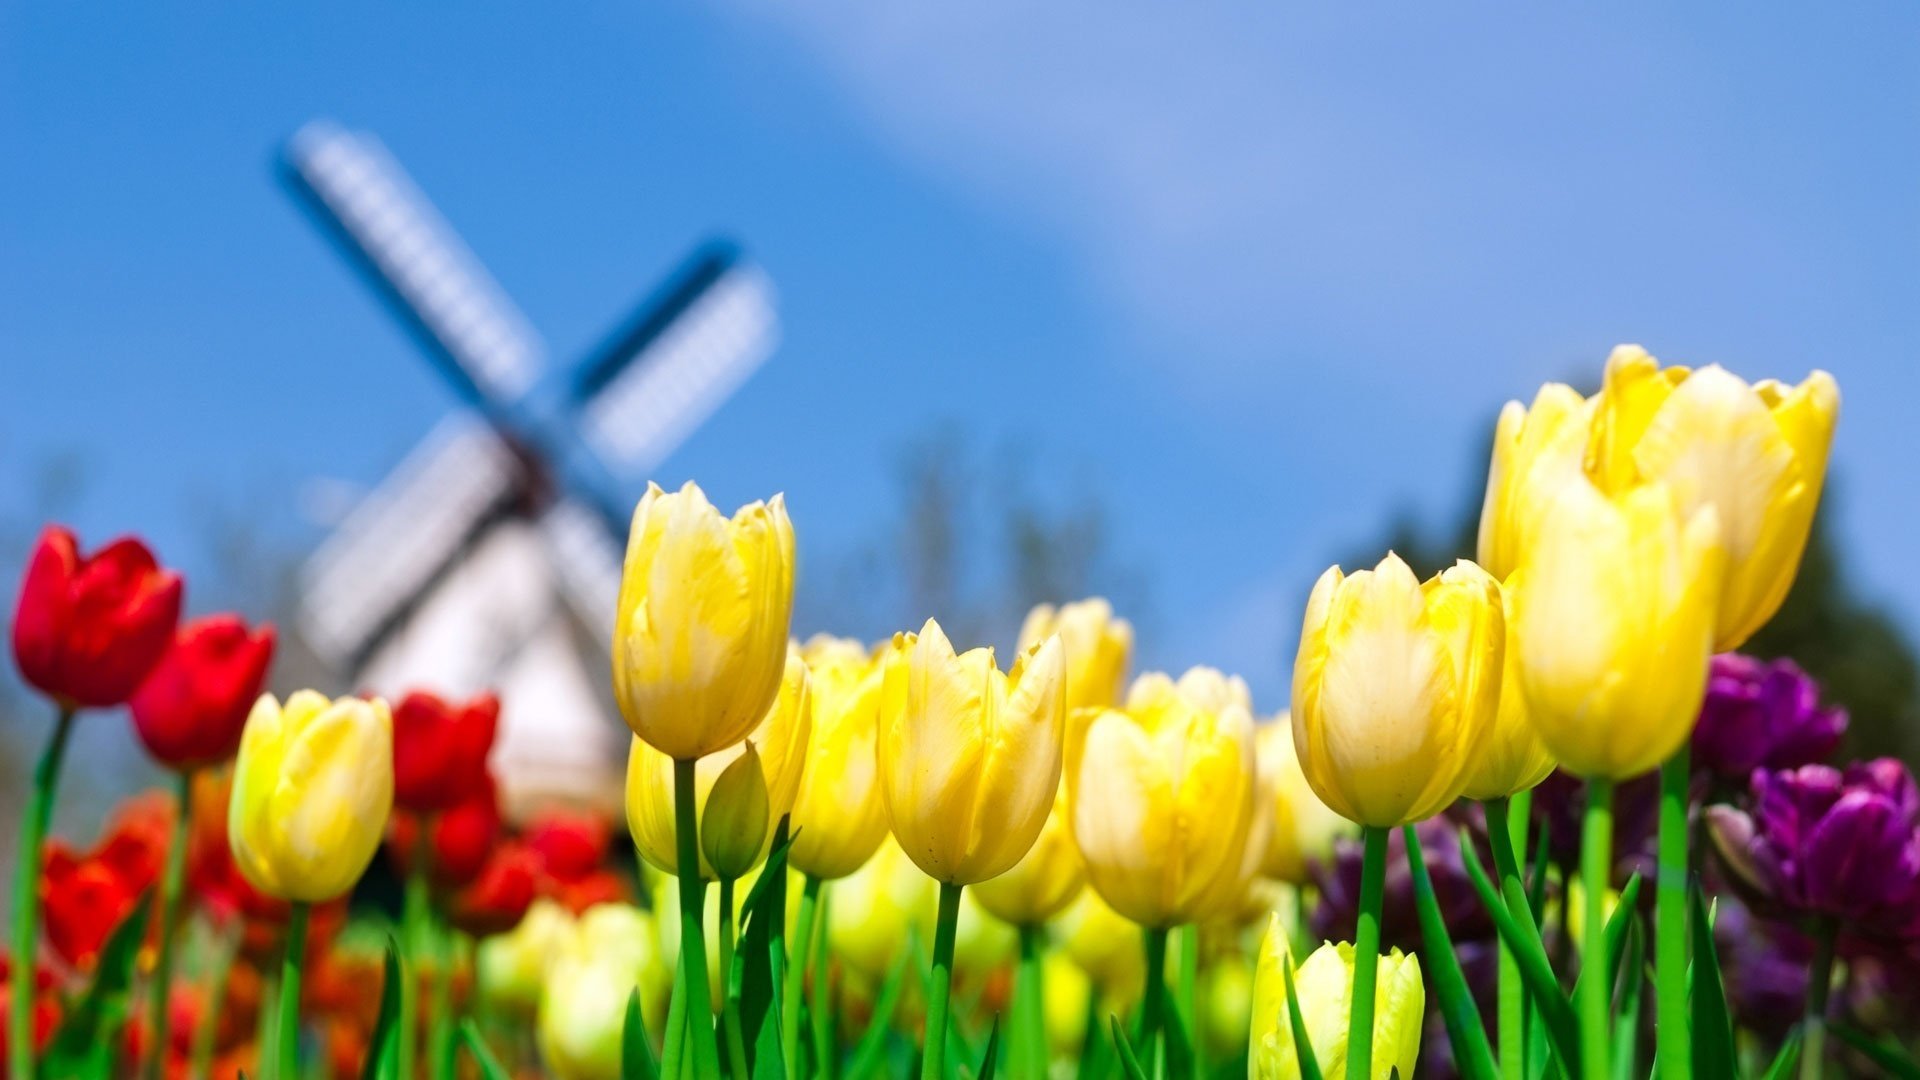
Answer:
4;4;1916;708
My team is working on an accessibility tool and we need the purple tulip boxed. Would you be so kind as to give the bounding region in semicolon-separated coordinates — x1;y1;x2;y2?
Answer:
1693;653;1847;781
1707;759;1920;938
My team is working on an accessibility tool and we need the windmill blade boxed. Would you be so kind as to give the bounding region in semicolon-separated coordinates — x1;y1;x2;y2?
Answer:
571;243;778;477
284;120;545;411
537;496;624;646
299;416;523;669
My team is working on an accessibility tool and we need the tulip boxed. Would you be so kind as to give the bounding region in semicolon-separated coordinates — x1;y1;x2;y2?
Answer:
537;904;670;1080
877;619;1065;1080
1291;554;1505;828
11;525;183;710
525;810;629;914
627;652;812;881
974;789;1085;1079
1256;719;1356;886
8;526;181;1080
228;691;393;904
612;481;796;761
825;836;933;984
0;958;61;1068
789;635;890;881
1054;888;1145;1009
1249;919;1423;1080
448;842;539;938
391;690;498;813
1693;653;1847;782
476;899;574;1015
40;841;150;972
1017;598;1133;711
1458;587;1555;803
129;615;275;771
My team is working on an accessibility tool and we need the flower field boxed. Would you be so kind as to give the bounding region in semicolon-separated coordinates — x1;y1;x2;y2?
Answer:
10;342;1918;1080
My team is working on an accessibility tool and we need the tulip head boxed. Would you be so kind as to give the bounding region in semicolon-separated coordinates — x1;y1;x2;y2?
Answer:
1510;479;1725;779
129;615;276;770
827;836;934;982
973;788;1085;927
878;620;1066;885
1018;598;1134;712
612;481;796;760
1256;719;1356;885
1291;555;1505;828
1067;670;1257;928
1054;888;1144;1006
1693;653;1847;780
391;690;499;813
1249;918;1424;1080
447;842;539;938
788;635;890;880
476;898;573;1015
1478;384;1594;581
228;691;394;903
627;652;811;880
11;525;182;709
536;904;670;1080
1458;585;1556;801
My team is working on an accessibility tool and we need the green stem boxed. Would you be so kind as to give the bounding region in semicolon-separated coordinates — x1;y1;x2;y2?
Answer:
1656;749;1691;1080
429;921;456;1080
920;881;963;1080
1014;923;1047;1079
399;861;428;1080
1484;797;1524;1080
1800;918;1835;1080
1580;779;1614;1080
672;758;723;1078
718;876;749;1080
1178;923;1202;1075
1348;825;1388;1080
663;959;689;1079
190;925;239;1080
784;874;821;1077
809;888;832;1079
9;705;74;1080
1136;925;1169;1074
276;902;311;1080
143;768;194;1080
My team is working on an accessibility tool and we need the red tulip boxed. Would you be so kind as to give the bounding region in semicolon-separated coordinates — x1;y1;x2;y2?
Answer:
129;616;275;769
39;793;173;971
447;843;539;937
0;956;61;1065
391;691;498;813
524;809;611;881
10;525;182;709
387;777;504;889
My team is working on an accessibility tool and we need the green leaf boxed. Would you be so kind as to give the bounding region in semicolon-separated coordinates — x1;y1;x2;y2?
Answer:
626;987;662;1080
1458;832;1582;1077
1758;1026;1802;1080
975;1017;1001;1080
1570;873;1641;1010
457;1019;510;1080
751;996;787;1080
1282;960;1325;1080
40;892;154;1080
1109;1016;1151;1080
1607;920;1643;1080
1404;826;1500;1080
360;935;404;1080
738;821;798;1076
1831;1024;1920;1079
1162;995;1195;1080
1687;887;1737;1080
844;946;914;1080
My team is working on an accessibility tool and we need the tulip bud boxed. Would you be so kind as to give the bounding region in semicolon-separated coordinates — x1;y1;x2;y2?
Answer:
700;742;772;880
1510;479;1725;779
1017;598;1134;712
477;899;574;1014
1458;585;1556;801
1249;917;1423;1080
536;904;669;1080
974;788;1084;927
878;620;1066;886
129;615;275;770
11;525;182;709
391;690;498;813
228;691;394;903
1068;670;1257;928
1256;719;1355;885
612;481;796;761
789;636;890;880
627;653;811;880
1291;554;1505;828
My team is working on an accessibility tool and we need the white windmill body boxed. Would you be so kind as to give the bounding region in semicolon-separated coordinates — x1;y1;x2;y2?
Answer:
285;121;777;819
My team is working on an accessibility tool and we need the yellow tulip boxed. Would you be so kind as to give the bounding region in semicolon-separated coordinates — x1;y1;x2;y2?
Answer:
228;690;393;903
1256;719;1356;885
827;835;935;982
1043;950;1094;1058
1458;585;1557;801
789;635;890;880
536;904;671;1080
476;899;575;1015
627;652;812;880
973;788;1085;927
613;481;796;760
877;619;1066;885
1067;670;1257;928
1290;554;1504;828
1249;918;1423;1080
1055;888;1144;1008
1480;345;1839;650
1510;477;1724;779
1018;598;1134;711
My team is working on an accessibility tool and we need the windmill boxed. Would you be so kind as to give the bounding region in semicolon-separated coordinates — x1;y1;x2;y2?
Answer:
283;120;777;817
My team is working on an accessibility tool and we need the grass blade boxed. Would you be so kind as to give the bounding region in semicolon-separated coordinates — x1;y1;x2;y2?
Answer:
1687;888;1736;1080
1458;830;1581;1076
1282;960;1326;1080
458;1019;510;1080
